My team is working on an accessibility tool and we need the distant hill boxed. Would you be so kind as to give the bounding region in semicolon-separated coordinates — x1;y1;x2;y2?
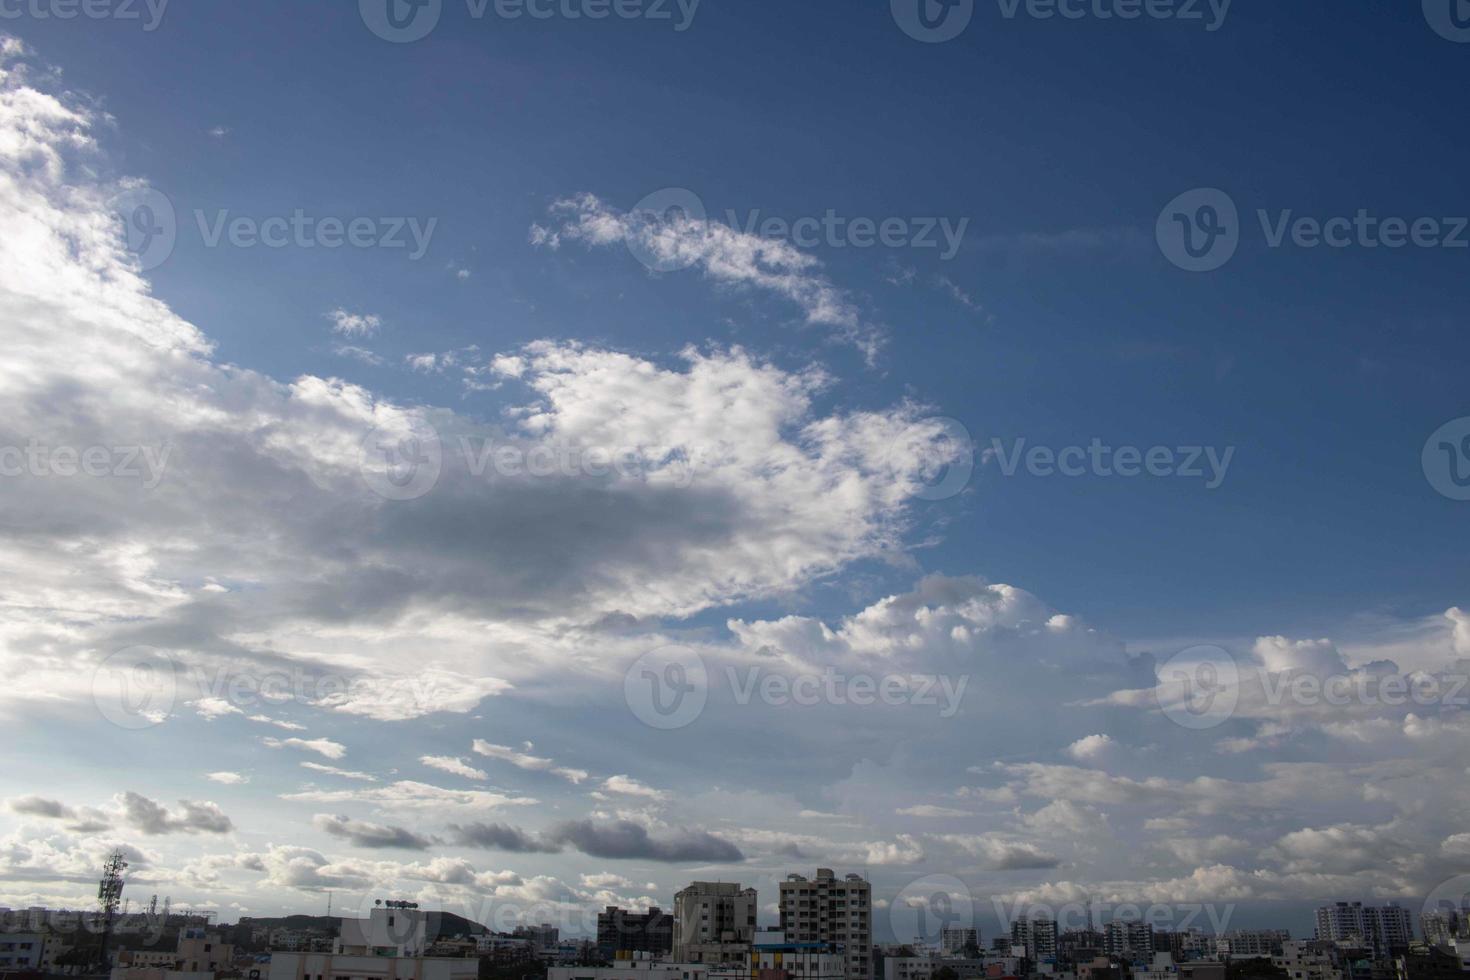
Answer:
232;912;488;938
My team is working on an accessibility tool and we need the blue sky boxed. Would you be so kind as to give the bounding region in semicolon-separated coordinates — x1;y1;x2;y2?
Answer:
1;0;1469;944
25;0;1469;641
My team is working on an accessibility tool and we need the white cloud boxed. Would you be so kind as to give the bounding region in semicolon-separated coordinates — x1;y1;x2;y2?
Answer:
420;756;489;781
532;194;882;361
205;772;249;785
471;740;588;783
327;308;382;337
1065;733;1116;763
300;762;378;782
262;737;347;760
600;775;666;800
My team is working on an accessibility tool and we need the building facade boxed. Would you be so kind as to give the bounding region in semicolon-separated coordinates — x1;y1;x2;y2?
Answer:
778;870;871;980
1012;917;1058;962
600;907;674;959
1313;904;1413;958
1102;922;1153;964
675;883;758;964
268;903;476;980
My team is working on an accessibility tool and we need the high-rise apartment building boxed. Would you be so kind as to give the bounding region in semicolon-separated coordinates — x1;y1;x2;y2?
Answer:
1217;930;1290;959
779;869;872;980
1421;907;1465;948
940;927;979;956
1103;921;1154;963
598;906;673;959
1314;903;1413;957
1011;916;1058;962
673;882;757;962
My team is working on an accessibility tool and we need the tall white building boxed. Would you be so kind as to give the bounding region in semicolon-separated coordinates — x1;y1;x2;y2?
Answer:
1217;931;1289;959
940;928;979;956
1103;921;1153;963
779;869;872;980
1011;917;1057;962
673;882;758;963
1313;903;1412;957
1421;907;1465;948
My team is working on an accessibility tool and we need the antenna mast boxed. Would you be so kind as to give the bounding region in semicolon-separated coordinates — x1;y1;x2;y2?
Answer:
97;849;128;972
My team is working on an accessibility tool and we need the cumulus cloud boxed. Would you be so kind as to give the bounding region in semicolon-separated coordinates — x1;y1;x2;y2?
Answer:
1065;734;1117;763
116;793;233;835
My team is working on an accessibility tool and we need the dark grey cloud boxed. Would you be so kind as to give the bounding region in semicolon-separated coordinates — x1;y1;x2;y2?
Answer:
447;821;560;853
119;792;233;835
8;796;73;819
313;814;436;850
547;819;745;863
448;819;744;863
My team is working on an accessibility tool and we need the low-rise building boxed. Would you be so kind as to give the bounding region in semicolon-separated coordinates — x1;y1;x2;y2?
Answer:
268;904;477;980
0;933;44;971
1219;931;1291;960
